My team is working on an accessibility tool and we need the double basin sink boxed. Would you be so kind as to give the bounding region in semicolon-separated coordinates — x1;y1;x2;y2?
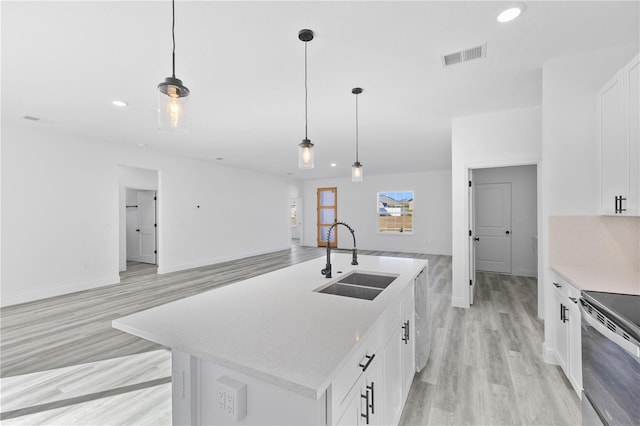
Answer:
315;272;399;300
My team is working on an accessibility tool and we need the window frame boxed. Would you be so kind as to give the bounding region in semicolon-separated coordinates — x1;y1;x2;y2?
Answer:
376;190;415;235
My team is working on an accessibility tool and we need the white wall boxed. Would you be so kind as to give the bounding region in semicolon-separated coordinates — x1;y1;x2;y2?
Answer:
119;166;158;270
302;170;452;255
451;106;542;309
473;165;537;277
1;124;292;306
540;44;638;361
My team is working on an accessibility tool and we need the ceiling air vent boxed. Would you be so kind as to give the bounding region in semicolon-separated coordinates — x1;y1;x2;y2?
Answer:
441;43;487;67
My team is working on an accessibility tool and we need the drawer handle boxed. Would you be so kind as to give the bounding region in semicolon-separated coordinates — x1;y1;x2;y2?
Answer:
360;389;370;424
359;353;375;372
568;296;578;304
367;381;375;414
402;320;410;344
553;282;561;288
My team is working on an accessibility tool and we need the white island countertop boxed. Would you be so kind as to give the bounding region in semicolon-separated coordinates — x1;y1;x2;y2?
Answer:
112;254;427;400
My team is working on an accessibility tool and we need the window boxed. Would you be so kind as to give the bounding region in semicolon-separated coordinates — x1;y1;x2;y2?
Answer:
377;191;414;233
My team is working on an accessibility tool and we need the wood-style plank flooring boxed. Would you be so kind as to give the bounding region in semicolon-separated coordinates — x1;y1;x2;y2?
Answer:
0;244;579;425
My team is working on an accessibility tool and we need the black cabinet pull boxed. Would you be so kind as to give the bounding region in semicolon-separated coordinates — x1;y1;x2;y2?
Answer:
559;303;564;321
402;322;408;344
553;282;561;288
615;195;628;213
560;303;569;323
506;230;510;235
360;390;370;424
359;353;375;372
367;382;375;414
569;296;578;304
473;237;480;241
406;320;410;342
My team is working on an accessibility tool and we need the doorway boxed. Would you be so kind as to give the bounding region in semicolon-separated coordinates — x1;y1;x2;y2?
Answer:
118;165;159;273
469;165;538;305
126;189;157;264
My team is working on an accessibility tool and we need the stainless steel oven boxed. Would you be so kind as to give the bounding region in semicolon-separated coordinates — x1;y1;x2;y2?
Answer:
580;291;640;426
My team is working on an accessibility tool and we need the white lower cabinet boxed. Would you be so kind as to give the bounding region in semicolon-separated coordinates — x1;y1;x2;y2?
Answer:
336;356;381;426
334;273;422;426
400;284;416;400
381;326;403;426
550;272;582;397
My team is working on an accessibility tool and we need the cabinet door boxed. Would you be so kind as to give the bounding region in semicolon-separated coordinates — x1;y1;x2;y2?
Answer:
599;70;627;215
401;287;416;400
567;298;582;394
552;286;569;374
336;390;362;426
382;327;403;426
360;360;381;426
624;54;640;215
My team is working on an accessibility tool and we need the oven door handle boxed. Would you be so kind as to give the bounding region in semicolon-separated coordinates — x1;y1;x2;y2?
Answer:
580;304;640;359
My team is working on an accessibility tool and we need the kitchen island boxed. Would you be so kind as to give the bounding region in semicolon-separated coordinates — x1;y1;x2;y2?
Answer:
113;253;428;425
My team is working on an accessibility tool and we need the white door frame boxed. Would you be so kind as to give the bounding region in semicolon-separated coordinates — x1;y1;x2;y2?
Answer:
463;159;542;318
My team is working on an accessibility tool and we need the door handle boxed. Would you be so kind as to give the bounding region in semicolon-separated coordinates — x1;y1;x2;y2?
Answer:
473;237;480;241
136;229;140;232
505;230;510;235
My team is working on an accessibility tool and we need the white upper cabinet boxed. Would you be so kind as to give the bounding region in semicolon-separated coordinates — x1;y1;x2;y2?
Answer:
599;53;640;216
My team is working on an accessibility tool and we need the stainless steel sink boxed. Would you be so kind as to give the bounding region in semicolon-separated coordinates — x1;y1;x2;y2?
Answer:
336;272;398;289
314;272;399;300
316;283;382;300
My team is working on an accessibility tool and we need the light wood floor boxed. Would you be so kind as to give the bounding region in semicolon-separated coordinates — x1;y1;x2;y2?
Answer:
0;244;579;425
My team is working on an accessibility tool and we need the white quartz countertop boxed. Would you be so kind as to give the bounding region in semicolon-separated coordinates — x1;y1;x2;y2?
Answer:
112;254;427;399
551;264;640;295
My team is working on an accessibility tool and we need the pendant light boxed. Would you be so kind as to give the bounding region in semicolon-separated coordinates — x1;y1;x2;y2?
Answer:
298;29;314;169
157;0;190;134
351;87;364;182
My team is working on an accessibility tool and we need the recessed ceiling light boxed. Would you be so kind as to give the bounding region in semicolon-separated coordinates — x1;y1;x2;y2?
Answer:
112;100;129;107
497;4;526;23
330;163;337;167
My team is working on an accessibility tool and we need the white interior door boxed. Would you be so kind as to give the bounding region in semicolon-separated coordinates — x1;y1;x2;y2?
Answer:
137;190;157;264
475;183;512;274
469;172;477;304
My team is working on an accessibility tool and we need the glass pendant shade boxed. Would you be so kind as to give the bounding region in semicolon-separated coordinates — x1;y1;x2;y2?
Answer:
352;161;363;182
298;139;315;169
158;77;190;134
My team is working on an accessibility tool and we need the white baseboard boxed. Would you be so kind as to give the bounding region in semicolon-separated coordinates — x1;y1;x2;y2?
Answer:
513;268;538;278
1;275;121;307
158;245;292;275
542;341;558;365
451;296;469;308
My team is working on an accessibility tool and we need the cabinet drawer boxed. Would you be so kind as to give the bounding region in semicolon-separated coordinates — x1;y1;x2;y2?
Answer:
331;328;380;415
551;274;570;296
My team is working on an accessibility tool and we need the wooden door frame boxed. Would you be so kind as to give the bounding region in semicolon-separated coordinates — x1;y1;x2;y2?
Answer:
317;187;337;248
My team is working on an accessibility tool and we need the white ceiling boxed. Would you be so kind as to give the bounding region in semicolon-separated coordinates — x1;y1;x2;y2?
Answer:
2;1;639;180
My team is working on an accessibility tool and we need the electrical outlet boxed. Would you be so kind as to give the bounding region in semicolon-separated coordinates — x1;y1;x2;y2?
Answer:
217;390;225;410
216;376;247;420
226;393;234;415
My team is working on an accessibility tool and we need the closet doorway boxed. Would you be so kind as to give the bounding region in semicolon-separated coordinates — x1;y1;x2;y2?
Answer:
126;189;157;264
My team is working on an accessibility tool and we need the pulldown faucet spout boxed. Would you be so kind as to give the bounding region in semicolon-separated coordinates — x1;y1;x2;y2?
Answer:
320;221;358;278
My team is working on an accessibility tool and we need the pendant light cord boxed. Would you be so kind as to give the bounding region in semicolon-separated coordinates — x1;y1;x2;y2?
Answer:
304;41;309;140
171;0;176;78
355;93;359;162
